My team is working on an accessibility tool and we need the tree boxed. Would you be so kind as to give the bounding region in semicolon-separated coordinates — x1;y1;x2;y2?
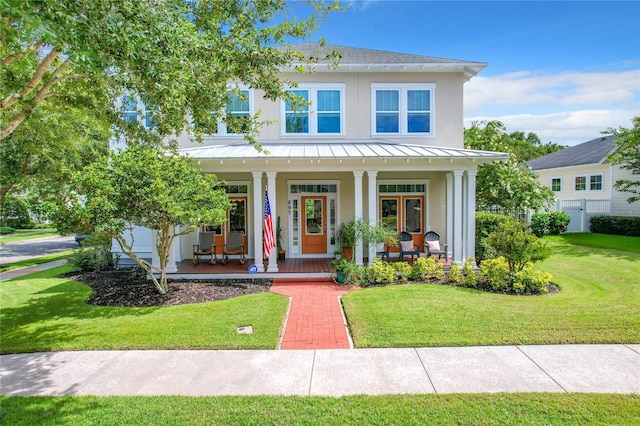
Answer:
1;0;341;143
465;121;555;216
505;131;565;161
607;116;640;203
58;144;231;294
0;194;32;229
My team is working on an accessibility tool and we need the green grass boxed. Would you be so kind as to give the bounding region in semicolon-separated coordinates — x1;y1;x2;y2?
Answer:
0;228;59;244
1;394;638;425
342;235;640;347
0;250;76;272
0;266;288;353
552;232;640;253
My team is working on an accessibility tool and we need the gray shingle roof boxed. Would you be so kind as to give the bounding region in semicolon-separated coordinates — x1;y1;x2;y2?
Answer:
527;135;618;170
284;42;484;66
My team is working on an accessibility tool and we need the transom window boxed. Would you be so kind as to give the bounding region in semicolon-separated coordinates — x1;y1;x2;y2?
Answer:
371;83;434;136
282;85;344;135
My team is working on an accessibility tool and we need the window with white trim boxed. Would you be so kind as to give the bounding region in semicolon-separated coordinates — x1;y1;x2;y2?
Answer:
196;89;253;136
371;83;434;136
551;177;562;192
574;173;603;192
123;96;138;123
282;85;344;135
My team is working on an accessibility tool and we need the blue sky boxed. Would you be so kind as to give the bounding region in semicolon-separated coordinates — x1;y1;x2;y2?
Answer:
300;0;640;146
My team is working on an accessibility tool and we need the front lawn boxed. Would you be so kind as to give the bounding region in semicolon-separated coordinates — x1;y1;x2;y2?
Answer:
2;394;638;425
0;266;288;354
0;250;75;272
0;228;59;244
342;235;640;347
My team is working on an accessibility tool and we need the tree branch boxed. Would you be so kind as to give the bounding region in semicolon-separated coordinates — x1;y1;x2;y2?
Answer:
1;40;44;65
1;47;60;111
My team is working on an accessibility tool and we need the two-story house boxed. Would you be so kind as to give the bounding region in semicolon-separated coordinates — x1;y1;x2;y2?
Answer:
116;43;507;275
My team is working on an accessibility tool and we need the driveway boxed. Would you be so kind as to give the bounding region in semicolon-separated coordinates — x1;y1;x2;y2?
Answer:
0;235;78;264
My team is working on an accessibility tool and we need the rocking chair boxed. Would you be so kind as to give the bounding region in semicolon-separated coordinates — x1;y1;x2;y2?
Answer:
222;231;246;265
192;231;217;265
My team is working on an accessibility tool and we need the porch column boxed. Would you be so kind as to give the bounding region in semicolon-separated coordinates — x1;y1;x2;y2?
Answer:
464;169;477;264
367;170;378;265
266;171;279;272
353;170;364;265
252;171;265;272
452;170;464;264
446;172;453;261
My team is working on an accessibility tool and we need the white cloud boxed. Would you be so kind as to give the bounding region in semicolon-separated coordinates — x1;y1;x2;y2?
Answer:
464;69;640;145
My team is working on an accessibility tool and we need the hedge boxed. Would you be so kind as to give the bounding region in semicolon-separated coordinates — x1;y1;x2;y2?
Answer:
590;215;640;237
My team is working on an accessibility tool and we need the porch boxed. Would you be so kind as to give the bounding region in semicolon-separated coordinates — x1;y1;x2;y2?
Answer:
169;256;453;279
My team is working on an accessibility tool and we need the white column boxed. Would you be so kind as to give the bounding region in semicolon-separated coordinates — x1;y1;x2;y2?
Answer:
464;169;477;264
453;170;464;264
252;171;265;272
367;170;378;265
446;172;453;261
266;171;279;272
353;170;364;265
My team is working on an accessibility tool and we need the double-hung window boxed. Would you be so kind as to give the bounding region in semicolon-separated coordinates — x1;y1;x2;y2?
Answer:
371;83;434;136
282;84;344;135
574;174;603;192
198;89;252;136
123;96;138;123
551;177;562;192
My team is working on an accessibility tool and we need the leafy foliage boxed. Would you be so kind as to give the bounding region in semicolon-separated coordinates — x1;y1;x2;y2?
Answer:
530;211;570;237
606;116;640;203
465;121;556;216
68;236;113;272
0;194;32;228
57;144;231;294
1;0;341;144
483;220;550;273
475;212;516;260
589;215;640;237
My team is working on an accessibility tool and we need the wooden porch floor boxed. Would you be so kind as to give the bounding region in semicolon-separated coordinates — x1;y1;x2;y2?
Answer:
174;256;451;276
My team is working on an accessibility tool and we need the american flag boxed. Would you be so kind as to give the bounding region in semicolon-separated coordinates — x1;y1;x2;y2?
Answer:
263;190;276;258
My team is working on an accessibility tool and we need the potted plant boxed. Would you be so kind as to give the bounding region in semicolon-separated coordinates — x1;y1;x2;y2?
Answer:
331;257;362;285
276;216;286;260
335;218;398;261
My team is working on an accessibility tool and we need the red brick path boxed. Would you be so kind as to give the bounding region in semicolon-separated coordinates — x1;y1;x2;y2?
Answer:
270;278;355;350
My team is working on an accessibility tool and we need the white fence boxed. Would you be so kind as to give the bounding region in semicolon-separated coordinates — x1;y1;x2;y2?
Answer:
555;199;611;233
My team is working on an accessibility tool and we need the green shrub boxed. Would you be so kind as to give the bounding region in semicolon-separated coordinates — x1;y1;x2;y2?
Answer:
590;215;640;237
512;263;552;295
460;258;478;288
0;226;15;235
364;259;396;285
476;212;517;260
68;236;113;272
410;257;444;282
484;220;550;273
480;256;510;291
448;262;462;284
0;195;33;229
530;211;570;237
392;261;412;282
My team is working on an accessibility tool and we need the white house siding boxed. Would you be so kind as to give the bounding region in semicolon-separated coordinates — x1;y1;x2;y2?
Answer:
612;165;640;216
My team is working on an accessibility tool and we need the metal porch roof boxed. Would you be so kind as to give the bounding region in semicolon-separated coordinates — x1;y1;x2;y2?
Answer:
180;141;508;162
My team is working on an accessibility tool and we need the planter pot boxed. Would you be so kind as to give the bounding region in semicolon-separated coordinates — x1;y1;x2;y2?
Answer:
341;247;353;261
336;270;346;284
278;250;286;261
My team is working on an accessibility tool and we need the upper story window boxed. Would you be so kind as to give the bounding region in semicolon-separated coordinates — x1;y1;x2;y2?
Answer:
551;177;562;192
122;96;157;128
282;84;344;136
574;173;603;192
371;83;434;136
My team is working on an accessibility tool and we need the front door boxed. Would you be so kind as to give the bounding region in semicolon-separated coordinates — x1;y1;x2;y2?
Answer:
380;195;425;250
301;196;327;254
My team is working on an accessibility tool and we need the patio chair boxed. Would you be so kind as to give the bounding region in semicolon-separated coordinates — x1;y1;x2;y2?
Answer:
222;231;246;265
398;231;420;261
376;243;390;261
192;231;217;265
423;231;448;261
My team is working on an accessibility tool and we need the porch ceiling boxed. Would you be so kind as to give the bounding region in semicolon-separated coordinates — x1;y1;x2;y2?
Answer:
181;140;508;167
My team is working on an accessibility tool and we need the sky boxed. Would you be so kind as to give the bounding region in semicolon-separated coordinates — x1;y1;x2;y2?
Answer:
299;0;640;146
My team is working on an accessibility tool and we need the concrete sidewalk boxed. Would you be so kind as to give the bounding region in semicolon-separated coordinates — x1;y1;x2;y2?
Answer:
0;259;68;281
1;345;638;396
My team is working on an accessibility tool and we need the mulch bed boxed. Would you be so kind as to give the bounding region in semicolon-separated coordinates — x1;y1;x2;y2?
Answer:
65;269;272;307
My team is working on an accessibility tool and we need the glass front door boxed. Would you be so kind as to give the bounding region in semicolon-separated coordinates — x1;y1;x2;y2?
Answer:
301;196;327;254
380;195;424;250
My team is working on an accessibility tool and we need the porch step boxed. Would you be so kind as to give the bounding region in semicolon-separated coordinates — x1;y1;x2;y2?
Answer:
272;277;336;286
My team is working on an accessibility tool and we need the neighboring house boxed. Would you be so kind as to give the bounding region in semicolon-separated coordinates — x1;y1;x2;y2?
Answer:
115;43;508;273
528;135;640;231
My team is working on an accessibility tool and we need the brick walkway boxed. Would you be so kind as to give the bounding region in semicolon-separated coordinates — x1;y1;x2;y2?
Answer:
270;278;355;350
